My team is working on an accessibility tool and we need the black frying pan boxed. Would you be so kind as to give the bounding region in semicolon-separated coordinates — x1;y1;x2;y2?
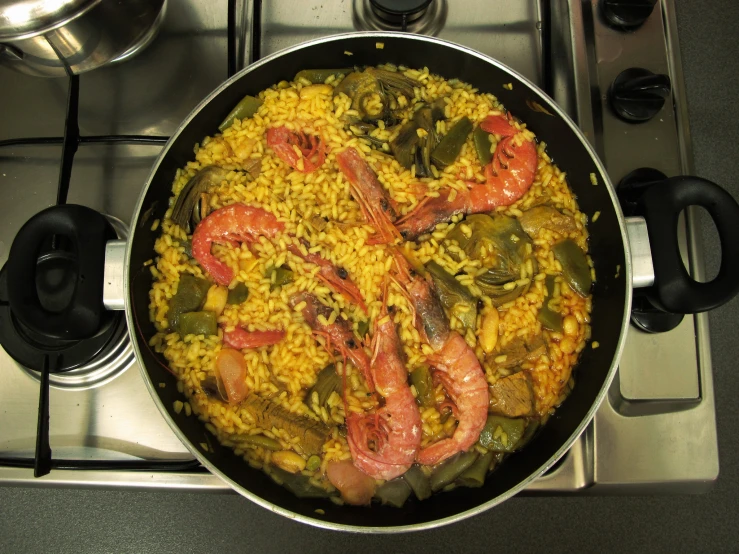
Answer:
5;32;739;531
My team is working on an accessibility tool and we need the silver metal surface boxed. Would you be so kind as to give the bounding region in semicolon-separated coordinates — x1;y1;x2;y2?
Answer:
0;0;227;465
103;239;127;310
0;0;165;76
625;216;655;288
0;0;719;508
0;0;96;38
259;0;545;85
552;0;713;478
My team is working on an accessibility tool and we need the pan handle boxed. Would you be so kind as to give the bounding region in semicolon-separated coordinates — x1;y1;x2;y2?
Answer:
637;176;739;313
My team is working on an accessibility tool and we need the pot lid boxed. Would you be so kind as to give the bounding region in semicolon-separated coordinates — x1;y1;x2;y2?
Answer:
0;0;99;40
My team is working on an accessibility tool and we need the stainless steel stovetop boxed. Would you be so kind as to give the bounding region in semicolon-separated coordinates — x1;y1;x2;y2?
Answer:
0;0;718;493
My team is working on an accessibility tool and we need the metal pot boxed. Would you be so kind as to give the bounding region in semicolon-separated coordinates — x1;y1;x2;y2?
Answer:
3;32;739;531
0;0;167;77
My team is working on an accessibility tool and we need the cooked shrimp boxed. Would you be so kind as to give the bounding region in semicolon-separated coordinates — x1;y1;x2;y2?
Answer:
395;113;538;240
346;282;422;480
222;327;286;350
266;126;326;173
287;241;368;313
391;250;489;465
415;333;489;465
192;203;284;286
336;147;401;244
289;292;373;391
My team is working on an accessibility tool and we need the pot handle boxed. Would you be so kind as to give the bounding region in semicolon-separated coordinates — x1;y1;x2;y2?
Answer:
638;176;739;313
5;204;116;340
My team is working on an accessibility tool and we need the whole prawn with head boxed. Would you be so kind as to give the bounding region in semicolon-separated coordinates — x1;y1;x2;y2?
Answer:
192;203;284;286
395;112;538;240
393;251;489;466
346;281;422;480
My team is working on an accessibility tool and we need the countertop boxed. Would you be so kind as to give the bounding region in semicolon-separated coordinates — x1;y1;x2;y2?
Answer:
1;1;738;551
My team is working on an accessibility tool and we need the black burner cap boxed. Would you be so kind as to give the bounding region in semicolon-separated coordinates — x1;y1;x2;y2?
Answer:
369;0;433;25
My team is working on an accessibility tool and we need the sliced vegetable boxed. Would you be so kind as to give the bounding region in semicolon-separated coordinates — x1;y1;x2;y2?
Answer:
326;460;376;505
218;94;263;131
431;116;473;168
519;206;577;239
167;274;212;329
390;99;446;177
374;478;412;508
403;465;432;500
410;365;434;408
227;282;249;305
294;68;352;84
268;466;332;499
538;275;563;332
430;451;478;492
179;239;193;258
237;434;282;451
552;239;592;297
223;328;285;350
356;319;370;340
447;214;537;306
243;395;331;456
171;166;227;230
267;265;294;291
203;285;229;315
473;125;493;166
478;415;526;452
200;375;224;400
215;348;249;405
456;450;496;488
425;261;477;332
305;364;340;408
334;67;419;125
176;311;218;337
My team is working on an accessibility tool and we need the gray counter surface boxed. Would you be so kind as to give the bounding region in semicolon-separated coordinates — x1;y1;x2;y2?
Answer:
1;1;738;551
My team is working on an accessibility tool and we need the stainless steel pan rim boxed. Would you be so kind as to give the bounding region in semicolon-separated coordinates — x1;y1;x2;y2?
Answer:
125;31;633;533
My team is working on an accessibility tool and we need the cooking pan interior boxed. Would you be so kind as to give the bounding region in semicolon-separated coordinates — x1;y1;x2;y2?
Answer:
128;34;628;529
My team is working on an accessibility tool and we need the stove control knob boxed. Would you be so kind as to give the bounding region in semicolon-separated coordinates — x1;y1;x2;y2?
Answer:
609;68;671;123
600;0;657;31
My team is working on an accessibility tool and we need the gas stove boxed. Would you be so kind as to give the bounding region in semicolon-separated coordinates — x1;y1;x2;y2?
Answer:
0;0;718;493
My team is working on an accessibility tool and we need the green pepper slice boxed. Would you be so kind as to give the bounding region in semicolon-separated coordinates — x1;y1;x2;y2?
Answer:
431;116;473;168
538;275;563;332
410;365;434;408
374;478;412;508
478;415;526;453
168;274;212;329
473;125;494;166
227;282;250;305
305;364;339;408
176;311;218;337
552;239;592;297
218;95;263;131
294;68;352;84
267;265;294;292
